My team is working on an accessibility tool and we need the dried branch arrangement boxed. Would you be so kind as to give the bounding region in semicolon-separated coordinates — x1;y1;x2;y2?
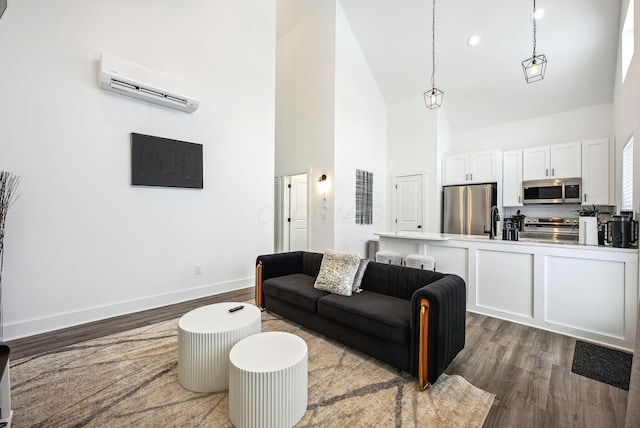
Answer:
0;171;20;264
0;171;19;341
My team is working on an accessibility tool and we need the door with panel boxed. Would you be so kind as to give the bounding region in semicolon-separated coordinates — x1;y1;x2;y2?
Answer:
395;174;424;232
288;173;308;251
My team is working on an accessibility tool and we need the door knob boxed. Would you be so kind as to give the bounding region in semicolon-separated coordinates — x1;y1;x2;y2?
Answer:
417;225;422;229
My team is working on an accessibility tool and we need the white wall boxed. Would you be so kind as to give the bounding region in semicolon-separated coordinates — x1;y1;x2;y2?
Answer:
451;103;614;154
276;0;336;253
435;109;453;231
333;2;387;256
0;0;276;339
276;0;387;255
613;0;640;213
387;96;440;232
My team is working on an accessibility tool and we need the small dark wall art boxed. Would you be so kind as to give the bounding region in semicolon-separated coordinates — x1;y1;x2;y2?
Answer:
356;169;373;225
131;133;203;189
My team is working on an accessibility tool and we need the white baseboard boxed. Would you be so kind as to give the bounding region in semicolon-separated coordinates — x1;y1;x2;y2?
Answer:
0;410;12;428
4;278;254;341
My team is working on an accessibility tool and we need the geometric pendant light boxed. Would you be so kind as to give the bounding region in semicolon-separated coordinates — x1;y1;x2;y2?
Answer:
424;0;444;108
521;0;547;83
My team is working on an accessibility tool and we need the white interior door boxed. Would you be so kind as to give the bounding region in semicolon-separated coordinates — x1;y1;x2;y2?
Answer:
288;173;308;251
395;174;424;232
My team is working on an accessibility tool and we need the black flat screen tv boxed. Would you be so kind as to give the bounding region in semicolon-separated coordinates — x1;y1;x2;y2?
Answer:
131;133;203;189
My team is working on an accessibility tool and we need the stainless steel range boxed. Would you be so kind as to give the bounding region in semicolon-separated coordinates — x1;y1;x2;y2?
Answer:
521;217;580;242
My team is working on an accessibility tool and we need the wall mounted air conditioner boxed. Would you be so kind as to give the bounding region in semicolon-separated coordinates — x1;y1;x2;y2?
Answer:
98;53;199;113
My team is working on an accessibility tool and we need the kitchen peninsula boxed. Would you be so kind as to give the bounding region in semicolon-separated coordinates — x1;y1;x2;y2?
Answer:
376;231;639;350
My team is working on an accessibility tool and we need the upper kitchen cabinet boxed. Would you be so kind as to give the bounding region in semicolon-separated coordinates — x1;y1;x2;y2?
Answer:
443;150;502;185
581;138;612;205
551;142;582;178
442;153;469;185
503;149;523;207
522;146;549;181
522;142;582;180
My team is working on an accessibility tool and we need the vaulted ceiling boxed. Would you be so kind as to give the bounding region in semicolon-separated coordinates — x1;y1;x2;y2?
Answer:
340;0;622;133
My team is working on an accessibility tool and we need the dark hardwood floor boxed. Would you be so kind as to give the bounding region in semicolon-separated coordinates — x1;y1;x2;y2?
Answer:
6;288;629;426
5;287;254;360
451;312;629;427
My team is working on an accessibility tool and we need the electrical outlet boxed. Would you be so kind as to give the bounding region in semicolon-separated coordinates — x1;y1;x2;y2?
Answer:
195;265;202;275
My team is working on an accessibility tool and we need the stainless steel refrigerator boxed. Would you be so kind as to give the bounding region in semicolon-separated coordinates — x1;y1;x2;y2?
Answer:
443;183;497;235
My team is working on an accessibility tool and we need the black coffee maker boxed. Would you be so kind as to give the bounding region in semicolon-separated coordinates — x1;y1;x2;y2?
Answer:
605;214;639;248
511;210;525;232
502;210;525;241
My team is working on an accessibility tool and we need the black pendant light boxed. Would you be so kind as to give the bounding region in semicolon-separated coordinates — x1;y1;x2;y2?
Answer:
424;0;443;109
521;0;547;83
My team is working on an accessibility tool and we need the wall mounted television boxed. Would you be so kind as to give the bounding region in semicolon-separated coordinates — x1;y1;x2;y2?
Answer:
131;133;203;189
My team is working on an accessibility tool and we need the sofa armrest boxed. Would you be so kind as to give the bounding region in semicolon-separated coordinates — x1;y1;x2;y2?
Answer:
255;251;305;308
410;274;466;388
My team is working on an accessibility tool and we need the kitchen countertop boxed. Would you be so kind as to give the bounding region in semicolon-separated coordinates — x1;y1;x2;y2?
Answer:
374;231;639;252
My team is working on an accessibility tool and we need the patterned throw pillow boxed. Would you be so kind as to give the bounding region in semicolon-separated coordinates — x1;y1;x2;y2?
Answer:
314;249;362;296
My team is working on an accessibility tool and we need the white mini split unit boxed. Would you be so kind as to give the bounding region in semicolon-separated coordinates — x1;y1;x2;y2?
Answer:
98;53;199;113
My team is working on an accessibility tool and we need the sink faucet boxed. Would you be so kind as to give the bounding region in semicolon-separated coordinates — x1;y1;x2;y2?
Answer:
484;206;500;239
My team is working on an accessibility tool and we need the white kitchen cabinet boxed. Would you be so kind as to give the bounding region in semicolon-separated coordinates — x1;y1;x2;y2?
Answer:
545;255;625;338
442;154;469;185
443;150;502;185
522;146;549;181
502;149;523;206
522;142;581;180
551;142;582;178
581;138;611;205
376;231;639;351
476;249;534;318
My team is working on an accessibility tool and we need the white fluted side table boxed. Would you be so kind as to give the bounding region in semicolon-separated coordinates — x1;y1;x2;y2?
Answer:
229;332;308;428
178;302;261;393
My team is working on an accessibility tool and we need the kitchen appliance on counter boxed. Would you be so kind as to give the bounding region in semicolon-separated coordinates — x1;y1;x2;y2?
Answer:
521;217;580;242
502;211;525;241
605;215;639;248
502;218;520;241
443;183;497;236
522;178;581;204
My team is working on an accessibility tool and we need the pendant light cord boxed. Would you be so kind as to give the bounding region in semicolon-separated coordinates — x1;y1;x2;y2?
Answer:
532;0;537;57
431;0;436;88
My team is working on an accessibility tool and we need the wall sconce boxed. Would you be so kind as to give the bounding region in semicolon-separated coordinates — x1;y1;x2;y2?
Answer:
318;174;328;194
318;174;328;218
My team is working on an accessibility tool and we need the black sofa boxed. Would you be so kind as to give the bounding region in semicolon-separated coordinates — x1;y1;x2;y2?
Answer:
255;251;466;388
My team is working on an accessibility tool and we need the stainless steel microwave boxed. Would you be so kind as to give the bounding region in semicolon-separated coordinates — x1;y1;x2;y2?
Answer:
522;178;582;204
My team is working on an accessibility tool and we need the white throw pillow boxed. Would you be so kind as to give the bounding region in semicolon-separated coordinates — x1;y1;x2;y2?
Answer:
314;249;362;296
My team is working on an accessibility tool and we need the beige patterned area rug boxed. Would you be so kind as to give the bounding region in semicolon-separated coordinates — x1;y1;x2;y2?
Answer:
10;311;494;427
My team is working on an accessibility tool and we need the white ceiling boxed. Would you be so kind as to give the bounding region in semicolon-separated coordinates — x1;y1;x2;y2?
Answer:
340;0;622;133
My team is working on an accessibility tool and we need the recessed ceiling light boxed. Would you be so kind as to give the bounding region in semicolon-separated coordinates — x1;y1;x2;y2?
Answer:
530;8;544;21
467;35;480;47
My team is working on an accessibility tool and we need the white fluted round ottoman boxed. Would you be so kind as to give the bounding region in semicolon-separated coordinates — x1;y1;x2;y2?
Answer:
229;331;308;428
178;302;261;392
